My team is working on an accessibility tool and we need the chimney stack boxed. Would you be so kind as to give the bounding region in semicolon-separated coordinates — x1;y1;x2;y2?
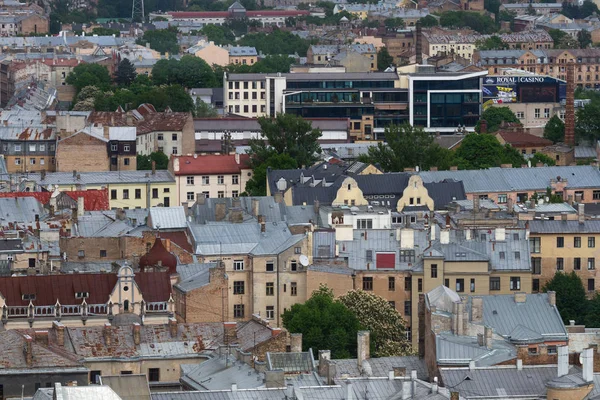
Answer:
215;202;226;221
479;119;488;134
77;196;84;217
484;326;493;349
251;198;260;217
290;333;302;353
473;196;480;213
416;21;422;64
578;203;585;224
168;317;177;338
133;323;141;345
53;321;65;346
196;193;206;205
103;323;112;346
224;321;237;344
548;291;556;306
357;331;370;369
565;62;575;146
557;345;569;377
24;334;33;366
151;160;156;175
583;347;594;382
318;350;331;376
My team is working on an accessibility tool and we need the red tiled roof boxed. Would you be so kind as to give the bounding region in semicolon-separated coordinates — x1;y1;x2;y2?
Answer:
64;189;110;211
136;113;190;135
139;238;178;274
169;11;229;18
247;10;309;16
136;103;157;117
0;272;171;306
173;154;251;175
40;58;83;67
0;192;51;203
497;131;553;148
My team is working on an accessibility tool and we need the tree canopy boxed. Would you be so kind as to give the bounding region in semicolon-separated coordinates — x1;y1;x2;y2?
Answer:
238;29;315;57
544;114;565;143
476;35;508;50
476;106;520;133
151;56;219;88
561;0;599;19
439;11;498;33
66;63;112;92
377;47;393;71
245;153;297;196
115;58;137;86
418;15;439;27
282;286;362;359
453;133;525;169
137;151;169;170
338;290;412;357
136;28;179;54
200;24;236;45
576;101;600;143
543;272;588;325
193;99;218;117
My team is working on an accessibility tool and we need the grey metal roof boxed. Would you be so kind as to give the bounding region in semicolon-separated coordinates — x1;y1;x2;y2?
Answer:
174;264;212;293
149;206;187;230
0;197;46;223
440;365;572;399
419;165;600;193
266;351;315;373
575;146;597;159
101;374;151;400
529;220;600;234
23;170;175;186
435;333;516;366
61;260;124;273
426;285;461;313
467;293;568;342
227;72;399;82
180;356;264;391
307;264;354;275
313;230;336;259
334;356;428;381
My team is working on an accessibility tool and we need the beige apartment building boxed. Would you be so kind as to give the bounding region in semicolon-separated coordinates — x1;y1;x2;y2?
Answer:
169;154;252;203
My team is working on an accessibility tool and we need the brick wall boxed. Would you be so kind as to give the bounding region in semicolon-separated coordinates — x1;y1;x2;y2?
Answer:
56;134;109;172
176;266;228;323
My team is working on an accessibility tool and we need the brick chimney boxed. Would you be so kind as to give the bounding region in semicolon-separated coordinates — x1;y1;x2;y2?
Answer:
565;62;575;146
133;323;141;345
357;331;370;368
224;321;237;343
53;321;65;346
168;317;178;338
24;334;33;366
548;291;556;306
103;323;112;346
290;333;302;352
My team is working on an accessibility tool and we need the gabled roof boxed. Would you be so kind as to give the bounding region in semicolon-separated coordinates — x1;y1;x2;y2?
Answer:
426;285;461;313
496;131;553;148
149;206;187;230
267;351;315;373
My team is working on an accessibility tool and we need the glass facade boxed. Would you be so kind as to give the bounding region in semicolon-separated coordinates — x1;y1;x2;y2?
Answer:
287;79;394;89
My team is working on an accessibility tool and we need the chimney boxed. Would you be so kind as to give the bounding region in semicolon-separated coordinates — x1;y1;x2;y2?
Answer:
565;62;575;146
357;331;370;369
103;323;112;346
234;153;240;164
151;160;156;175
484;326;493;349
440;229;450;245
313;199;320;214
578;203;585;224
454;301;464;336
77;196;84;217
479;119;488;134
133;322;141;345
347;381;354;400
471;297;483;323
318;350;331;376
583;347;594;382
473;196;480;213
274;192;283;203
196;193;206;205
477;333;484;346
259;215;266;233
495;227;505;241
168;317;177;338
557;345;569;377
416;21;422;64
271;327;282;337
561;212;568;221
24;334;33;366
41;169;46;180
224;321;237;343
290;333;302;353
215;202;226;221
49;204;55;217
72;169;77;178
548;291;556;306
53;321;65;346
450;166;458;171
507;197;514;214
265;369;285;388
251;198;260;216
514;292;526;303
450;392;459;400
517;359;523;370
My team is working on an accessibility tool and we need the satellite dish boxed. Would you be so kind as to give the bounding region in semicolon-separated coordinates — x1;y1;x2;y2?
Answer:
299;255;309;267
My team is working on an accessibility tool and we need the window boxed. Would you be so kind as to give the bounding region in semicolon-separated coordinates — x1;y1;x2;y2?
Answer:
14;144;21;152
232;175;239;184
532;257;541;274
510;277;521;290
456;279;465;292
290;260;297;271
363;277;373;291
294;247;301;254
548;345;557;355
266;262;274;272
366;250;373;262
575;237;582;248
172;147;178;155
557;237;564;248
111;189;117;200
389;301;396;309
534;108;540;118
187;192;194;201
405;277;411;291
533;279;540;292
152;188;158;199
111;144;118;152
291;282;297;296
218;175;224;184
90;371;101;384
490;277;501;291
404;301;411;316
78;250;85;258
202;176;210;185
556;257;564;270
124;144;130;152
172;133;177;141
589;279;595;291
544;108;550;118
233;281;245;295
574;257;581;270
388;277;395;291
266;282;274;296
399;250;415;263
124;158;130;166
530;237;541;253
39;144;45;152
499;251;505;260
514;251;520;260
357;219;373;229
14;158;20;165
418;278;423;292
218;191;225;198
589;237;596;248
233;260;244;270
30;158;35;165
100;250;107;258
470;278;475;292
516;111;524;119
431;264;438;278
497;194;507;204
233;304;244;318
157;134;163;141
589;258;596;270
29;144;36;152
594;190;600;200
266;306;274;320
148;368;160;382
232;190;239;197
202;191;209;198
187;176;194;185
22;293;36;301
123;189;129;199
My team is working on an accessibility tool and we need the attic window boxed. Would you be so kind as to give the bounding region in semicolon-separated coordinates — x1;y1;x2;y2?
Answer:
75;292;89;299
22;294;36;301
455;252;467;257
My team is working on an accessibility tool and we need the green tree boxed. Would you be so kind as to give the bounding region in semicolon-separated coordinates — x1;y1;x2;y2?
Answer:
66;63;112;92
115;58;137;86
377;47;394;71
136;28;179;54
248;113;322;168
418;15;438;27
201;24;236;45
548;28;568;47
384;17;405;31
576;102;600;143
531;152;556;166
282;286;362;359
453;133;524;169
476;35;509;50
476;106;520;132
543;272;588;325
238;29;315;57
338;290;412;357
544;114;565;143
151;56;218;88
578;29;592;48
193;99;218;117
585;294;600;328
92;27;120;36
439;11;498;34
358;123;453;172
245;153;297;196
137;151;170;170
484;0;501;15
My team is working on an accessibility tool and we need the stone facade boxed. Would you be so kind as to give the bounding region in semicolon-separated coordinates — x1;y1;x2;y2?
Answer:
55;132;109;173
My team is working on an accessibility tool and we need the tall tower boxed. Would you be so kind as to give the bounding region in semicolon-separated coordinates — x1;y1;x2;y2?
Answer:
132;0;145;22
565;61;575;146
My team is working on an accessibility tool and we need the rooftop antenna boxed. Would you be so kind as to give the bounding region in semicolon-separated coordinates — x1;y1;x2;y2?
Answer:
132;0;145;23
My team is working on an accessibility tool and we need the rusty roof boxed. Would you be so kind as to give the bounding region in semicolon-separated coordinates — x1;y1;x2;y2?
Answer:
136;112;191;134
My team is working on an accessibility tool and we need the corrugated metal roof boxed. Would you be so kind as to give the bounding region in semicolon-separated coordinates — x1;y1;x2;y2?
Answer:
334;356;428;380
529;220;600;233
109;126;136;141
435;333;516;366
426;285;461;313
149;206;187;230
267;352;314;373
23;170;175;185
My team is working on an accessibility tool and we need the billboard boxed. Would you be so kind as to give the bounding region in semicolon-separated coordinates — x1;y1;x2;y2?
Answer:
482;76;566;109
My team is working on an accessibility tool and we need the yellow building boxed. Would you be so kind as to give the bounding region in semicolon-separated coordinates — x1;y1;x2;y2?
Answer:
22;170;176;209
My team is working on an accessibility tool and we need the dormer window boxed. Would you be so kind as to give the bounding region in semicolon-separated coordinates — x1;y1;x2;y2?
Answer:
75;292;89;299
22;294;36;301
